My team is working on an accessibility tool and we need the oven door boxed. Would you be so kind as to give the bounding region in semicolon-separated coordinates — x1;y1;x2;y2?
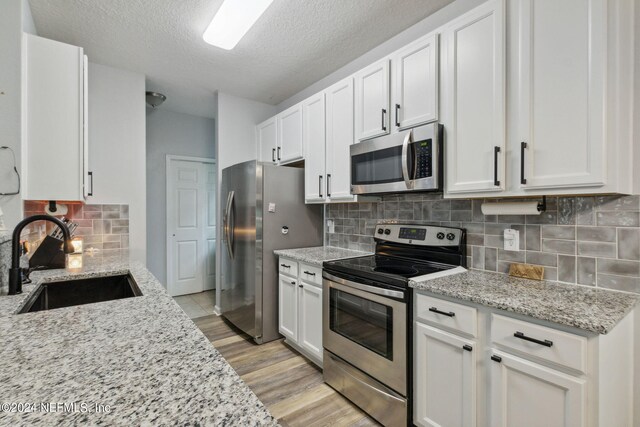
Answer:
323;273;406;395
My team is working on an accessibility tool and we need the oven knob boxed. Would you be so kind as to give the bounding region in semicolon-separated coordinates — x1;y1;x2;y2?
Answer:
446;233;456;241
436;232;445;240
377;228;384;235
384;229;391;235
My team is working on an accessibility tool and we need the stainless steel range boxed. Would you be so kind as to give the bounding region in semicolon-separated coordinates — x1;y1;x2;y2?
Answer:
322;223;467;427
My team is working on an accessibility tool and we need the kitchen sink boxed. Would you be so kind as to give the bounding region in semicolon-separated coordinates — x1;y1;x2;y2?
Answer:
18;274;142;314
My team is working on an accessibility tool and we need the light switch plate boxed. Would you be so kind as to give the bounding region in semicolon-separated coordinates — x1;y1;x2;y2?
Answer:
327;219;335;234
504;228;520;251
268;202;276;213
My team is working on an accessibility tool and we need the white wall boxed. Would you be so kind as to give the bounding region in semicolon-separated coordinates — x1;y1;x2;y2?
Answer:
87;62;147;263
0;0;35;229
276;0;486;112
146;108;216;285
214;92;276;311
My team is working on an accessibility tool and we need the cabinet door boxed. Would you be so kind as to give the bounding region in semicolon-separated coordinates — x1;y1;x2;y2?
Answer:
325;77;355;201
24;34;85;201
257;117;277;164
278;104;303;163
442;0;506;194
82;55;91;199
489;351;586;427
299;282;323;362
414;323;476;427
393;33;438;130
303;93;326;203
278;275;298;342
355;59;390;141
517;0;606;190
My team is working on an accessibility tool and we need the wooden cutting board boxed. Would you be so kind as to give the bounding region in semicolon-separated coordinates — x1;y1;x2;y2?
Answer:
509;263;544;281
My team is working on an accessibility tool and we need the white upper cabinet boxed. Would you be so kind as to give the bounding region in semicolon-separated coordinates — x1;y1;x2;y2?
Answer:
355;59;390;141
517;0;605;190
392;33;439;130
303;93;326;203
23;34;89;201
325;78;355;201
257;117;277;164
442;0;506;195
277;103;304;164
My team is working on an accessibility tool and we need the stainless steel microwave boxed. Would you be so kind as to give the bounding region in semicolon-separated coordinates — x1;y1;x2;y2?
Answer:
350;122;442;195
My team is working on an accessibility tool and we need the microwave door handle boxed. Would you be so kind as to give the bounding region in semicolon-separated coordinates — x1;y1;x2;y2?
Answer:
401;131;413;189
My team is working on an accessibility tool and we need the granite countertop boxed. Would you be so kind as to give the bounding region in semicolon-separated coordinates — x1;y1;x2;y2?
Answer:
0;252;277;426
274;246;371;267
410;269;640;335
0;231;10;245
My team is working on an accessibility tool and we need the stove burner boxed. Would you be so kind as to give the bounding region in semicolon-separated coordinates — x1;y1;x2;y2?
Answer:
373;265;419;276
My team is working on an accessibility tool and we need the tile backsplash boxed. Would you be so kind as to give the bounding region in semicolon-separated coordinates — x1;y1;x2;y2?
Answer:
326;194;640;294
23;201;129;255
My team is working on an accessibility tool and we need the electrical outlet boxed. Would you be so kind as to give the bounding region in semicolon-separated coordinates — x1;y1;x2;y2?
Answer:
504;228;520;251
327;219;335;234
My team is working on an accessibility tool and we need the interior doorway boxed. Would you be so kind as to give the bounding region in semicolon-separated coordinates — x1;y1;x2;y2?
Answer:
166;155;216;296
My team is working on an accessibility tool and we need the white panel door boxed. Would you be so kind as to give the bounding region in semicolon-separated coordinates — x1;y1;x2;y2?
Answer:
299;282;323;362
443;0;506;194
517;0;606;190
303;93;326;203
167;158;216;296
414;322;476;427
257;117;277;164
489;351;586;427
355;59;390;141
278;275;298;342
393;33;439;130
325;77;355;201
204;165;217;290
278;104;304;164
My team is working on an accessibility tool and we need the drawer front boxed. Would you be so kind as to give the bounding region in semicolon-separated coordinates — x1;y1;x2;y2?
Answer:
415;293;477;337
279;258;298;277
491;314;587;373
299;263;322;286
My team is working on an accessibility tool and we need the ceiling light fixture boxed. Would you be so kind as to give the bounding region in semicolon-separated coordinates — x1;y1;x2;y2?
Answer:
203;0;274;50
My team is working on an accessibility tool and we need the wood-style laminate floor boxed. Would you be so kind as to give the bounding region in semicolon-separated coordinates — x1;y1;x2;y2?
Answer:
193;314;378;427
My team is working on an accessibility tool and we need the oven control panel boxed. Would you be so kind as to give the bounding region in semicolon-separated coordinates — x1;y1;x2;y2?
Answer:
375;224;463;246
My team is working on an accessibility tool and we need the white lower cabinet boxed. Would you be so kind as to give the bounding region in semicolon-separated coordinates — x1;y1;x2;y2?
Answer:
278;257;323;366
414;322;476;427
414;291;636;427
278;273;298;341
489;350;586;427
299;282;323;361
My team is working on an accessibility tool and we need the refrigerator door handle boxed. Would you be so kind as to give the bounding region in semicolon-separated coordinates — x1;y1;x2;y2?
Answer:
224;191;235;259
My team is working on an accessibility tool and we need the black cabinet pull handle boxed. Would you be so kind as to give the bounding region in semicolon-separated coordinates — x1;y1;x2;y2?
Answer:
327;174;331;197
514;331;553;347
303;271;316;276
520;141;527;184
493;146;501;186
280;264;290;268
395;104;401;127
463;344;473;352
297;283;302;288
429;307;455;317
381;108;387;131
491;355;502;363
87;171;94;196
319;175;323;198
277;146;281;161
272;148;276;162
291;281;296;285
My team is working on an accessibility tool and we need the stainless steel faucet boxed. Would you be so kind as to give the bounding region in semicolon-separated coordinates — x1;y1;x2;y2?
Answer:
8;215;74;295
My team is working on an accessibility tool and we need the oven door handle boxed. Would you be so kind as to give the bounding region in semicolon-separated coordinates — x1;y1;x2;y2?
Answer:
401;131;414;190
323;272;405;299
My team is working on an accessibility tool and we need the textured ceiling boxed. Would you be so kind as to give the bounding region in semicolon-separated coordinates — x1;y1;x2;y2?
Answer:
29;0;453;118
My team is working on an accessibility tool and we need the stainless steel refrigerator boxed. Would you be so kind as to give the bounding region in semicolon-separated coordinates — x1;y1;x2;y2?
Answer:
220;160;323;344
